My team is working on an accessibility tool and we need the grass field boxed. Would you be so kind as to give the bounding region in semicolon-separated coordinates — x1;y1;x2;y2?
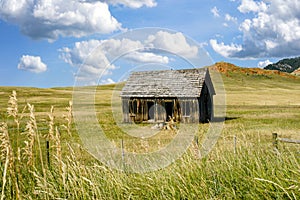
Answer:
0;63;299;199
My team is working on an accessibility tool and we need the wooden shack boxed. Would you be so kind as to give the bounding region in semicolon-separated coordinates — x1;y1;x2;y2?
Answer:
120;68;215;123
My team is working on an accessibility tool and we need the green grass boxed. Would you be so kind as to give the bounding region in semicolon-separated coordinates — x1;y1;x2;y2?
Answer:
0;66;299;199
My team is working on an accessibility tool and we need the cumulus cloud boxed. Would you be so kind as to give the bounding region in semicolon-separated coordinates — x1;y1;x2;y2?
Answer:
0;0;122;40
125;52;169;63
238;0;268;13
103;0;157;8
211;0;300;58
211;6;220;17
101;78;115;84
60;40;116;82
225;14;237;23
257;59;272;68
100;38;144;59
210;39;242;58
146;31;199;58
60;31;198;81
17;55;47;73
223;14;238;27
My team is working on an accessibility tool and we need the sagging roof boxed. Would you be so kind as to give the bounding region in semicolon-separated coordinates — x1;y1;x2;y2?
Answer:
120;67;215;98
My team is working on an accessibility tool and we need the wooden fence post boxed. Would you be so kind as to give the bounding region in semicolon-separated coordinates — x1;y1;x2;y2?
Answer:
272;133;278;149
121;139;126;172
234;135;237;154
46;140;50;169
194;136;199;147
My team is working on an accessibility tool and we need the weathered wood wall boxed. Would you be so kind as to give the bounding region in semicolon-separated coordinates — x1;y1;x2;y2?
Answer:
122;97;204;123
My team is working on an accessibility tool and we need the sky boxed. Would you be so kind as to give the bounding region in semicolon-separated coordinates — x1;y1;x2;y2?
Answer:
0;0;299;87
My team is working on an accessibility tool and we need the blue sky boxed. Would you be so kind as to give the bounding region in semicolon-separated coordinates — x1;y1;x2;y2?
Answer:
0;0;299;87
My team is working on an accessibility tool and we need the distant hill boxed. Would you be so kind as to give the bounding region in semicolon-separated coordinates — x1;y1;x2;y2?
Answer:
292;67;300;76
213;62;297;79
264;57;300;73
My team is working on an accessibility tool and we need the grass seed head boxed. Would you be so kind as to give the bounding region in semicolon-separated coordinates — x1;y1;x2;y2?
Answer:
0;123;14;168
7;90;18;119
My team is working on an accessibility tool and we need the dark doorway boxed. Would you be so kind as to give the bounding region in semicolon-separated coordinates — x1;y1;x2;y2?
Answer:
205;94;212;121
199;83;212;123
165;101;173;121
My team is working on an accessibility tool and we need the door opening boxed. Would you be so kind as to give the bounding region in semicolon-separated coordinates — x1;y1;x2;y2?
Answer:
165;101;173;121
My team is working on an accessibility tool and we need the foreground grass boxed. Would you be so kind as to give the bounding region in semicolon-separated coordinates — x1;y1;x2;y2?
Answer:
0;66;300;199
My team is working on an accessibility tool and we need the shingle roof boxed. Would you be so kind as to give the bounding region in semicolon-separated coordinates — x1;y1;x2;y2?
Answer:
121;68;212;98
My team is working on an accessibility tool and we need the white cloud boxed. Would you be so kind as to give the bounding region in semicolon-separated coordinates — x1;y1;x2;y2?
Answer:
60;31;198;82
103;0;157;8
211;0;300;58
60;39;116;82
210;39;242;58
257;59;272;68
146;31;199;58
17;55;47;73
0;0;159;40
225;14;237;23
101;38;144;59
125;52;169;63
264;40;278;50
101;78;115;85
238;0;268;13
0;0;122;40
60;37;170;71
239;19;252;32
211;6;220;17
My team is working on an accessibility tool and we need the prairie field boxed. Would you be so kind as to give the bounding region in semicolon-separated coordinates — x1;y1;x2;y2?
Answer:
0;64;299;199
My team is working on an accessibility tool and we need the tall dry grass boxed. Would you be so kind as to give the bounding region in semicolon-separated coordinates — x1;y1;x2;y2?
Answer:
0;90;299;199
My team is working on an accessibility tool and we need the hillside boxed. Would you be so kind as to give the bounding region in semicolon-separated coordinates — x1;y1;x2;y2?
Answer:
0;62;299;199
0;62;298;110
213;61;298;79
212;62;300;106
292;67;300;76
264;56;300;73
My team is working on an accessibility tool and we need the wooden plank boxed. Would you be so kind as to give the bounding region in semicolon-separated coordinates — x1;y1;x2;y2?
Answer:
143;100;147;121
122;98;129;123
